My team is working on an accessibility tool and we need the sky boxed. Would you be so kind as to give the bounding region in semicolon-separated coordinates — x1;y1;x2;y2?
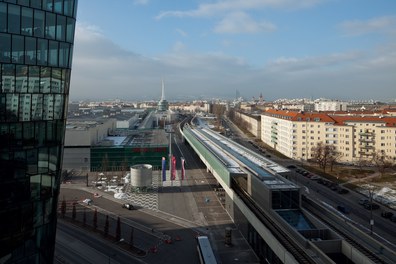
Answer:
70;0;396;101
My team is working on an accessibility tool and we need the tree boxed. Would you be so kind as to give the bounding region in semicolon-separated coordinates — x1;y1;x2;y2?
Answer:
115;216;121;241
60;198;66;218
372;151;394;178
72;203;76;220
102;154;110;184
327;146;342;172
83;209;87;226
104;215;109;237
93;209;98;230
356;156;369;172
311;142;340;172
129;227;134;248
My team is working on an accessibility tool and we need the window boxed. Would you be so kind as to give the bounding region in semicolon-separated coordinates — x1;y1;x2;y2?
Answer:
0;33;11;63
21;7;33;36
34;9;45;38
45;12;56;39
0;3;7;33
8;4;21;34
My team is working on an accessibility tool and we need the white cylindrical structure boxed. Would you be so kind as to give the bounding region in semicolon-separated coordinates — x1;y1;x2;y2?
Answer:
130;164;153;187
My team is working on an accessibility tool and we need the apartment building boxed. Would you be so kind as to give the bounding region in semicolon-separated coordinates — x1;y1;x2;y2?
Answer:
261;110;396;163
235;111;261;139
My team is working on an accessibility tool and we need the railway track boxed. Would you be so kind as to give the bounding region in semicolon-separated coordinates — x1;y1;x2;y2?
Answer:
232;180;317;264
302;195;388;264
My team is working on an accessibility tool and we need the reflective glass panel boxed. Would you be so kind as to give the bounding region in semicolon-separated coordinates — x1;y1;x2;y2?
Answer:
0;3;7;33
25;36;36;65
56;15;66;41
0;33;11;63
33;10;44;38
12;35;24;64
37;39;48;65
45;12;56;39
21;7;33;36
8;4;20;34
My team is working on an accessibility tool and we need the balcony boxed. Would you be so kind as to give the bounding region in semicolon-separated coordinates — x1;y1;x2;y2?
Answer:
360;145;374;149
358;151;374;156
359;131;373;136
359;138;374;143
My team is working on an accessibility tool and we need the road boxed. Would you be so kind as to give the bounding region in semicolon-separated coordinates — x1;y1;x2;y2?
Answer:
55;220;146;264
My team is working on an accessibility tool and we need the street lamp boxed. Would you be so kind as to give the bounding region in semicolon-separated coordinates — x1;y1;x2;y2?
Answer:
166;128;174;175
368;189;374;235
108;238;124;263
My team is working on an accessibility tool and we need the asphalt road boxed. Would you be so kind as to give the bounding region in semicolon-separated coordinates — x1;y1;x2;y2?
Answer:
55;220;146;264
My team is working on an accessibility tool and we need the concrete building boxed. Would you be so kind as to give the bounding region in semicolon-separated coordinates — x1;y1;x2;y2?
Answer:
63;119;116;172
234;111;261;139
0;1;78;262
261;109;396;163
314;100;349;112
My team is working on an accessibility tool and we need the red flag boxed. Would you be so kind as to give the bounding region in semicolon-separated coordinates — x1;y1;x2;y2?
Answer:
181;158;185;180
171;156;176;180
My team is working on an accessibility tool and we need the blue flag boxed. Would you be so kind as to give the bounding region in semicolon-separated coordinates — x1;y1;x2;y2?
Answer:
162;157;166;181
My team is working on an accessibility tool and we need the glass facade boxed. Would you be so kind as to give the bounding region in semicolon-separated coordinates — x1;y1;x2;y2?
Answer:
0;1;77;263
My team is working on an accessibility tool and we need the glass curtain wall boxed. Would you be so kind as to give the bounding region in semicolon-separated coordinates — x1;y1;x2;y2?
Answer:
0;1;77;263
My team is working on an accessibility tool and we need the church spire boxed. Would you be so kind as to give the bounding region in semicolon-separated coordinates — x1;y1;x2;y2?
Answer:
161;78;165;101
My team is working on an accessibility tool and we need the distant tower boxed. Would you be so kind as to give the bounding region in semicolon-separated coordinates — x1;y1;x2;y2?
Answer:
236;89;240;100
157;79;169;111
259;93;264;103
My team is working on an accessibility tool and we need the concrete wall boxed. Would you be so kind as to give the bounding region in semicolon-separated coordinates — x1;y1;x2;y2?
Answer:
62;147;90;171
235;111;261;139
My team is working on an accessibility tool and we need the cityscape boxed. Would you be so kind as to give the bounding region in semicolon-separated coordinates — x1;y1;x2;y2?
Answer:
1;1;396;264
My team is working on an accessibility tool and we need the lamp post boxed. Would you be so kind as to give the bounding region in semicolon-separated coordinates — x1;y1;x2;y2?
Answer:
166;128;174;181
368;189;374;235
108;238;124;264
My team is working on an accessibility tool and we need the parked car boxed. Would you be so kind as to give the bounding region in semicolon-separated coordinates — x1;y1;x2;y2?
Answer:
359;198;370;205
310;176;320;181
82;198;92;205
381;211;394;218
363;203;380;210
287;165;297;169
337;188;349;194
122;203;134;210
337;205;350;214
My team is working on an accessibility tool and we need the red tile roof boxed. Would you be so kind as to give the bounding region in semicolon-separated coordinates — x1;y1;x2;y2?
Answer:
263;109;396;127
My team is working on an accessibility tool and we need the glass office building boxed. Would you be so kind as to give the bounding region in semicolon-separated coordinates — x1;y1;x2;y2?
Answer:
0;0;77;263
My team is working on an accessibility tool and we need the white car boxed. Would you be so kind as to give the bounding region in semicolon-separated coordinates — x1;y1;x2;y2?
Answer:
82;198;92;205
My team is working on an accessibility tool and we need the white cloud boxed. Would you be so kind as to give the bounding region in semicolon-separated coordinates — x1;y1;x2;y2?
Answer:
70;23;396;101
175;28;188;37
156;0;322;19
214;12;276;34
339;16;396;36
268;52;363;72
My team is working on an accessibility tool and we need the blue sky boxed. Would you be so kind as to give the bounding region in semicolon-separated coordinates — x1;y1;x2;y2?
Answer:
70;0;396;101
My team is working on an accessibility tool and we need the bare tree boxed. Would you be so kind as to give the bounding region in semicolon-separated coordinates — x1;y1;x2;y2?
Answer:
93;209;98;230
328;146;342;172
311;142;340;172
372;151;394;178
60;198;66;218
104;215;109;237
102;154;110;184
115;216;122;241
356;156;369;172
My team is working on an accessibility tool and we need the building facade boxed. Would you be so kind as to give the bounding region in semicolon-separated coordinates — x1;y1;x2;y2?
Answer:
261;110;396;163
0;0;78;263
